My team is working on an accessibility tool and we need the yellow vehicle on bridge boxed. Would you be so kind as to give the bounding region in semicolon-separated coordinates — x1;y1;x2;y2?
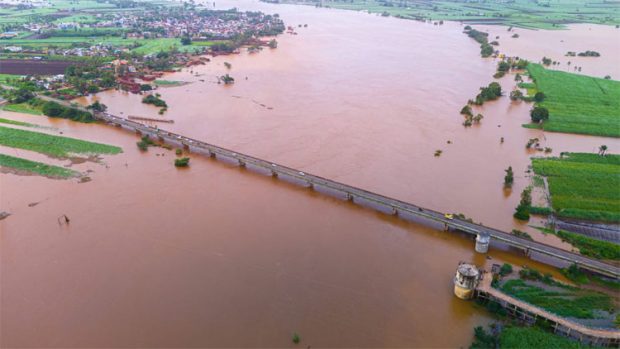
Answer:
444;213;454;220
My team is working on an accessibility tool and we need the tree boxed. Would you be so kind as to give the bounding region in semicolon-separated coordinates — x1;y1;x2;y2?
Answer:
181;35;192;45
599;145;608;156
534;91;545;102
87;101;107;112
514;187;532;221
10;87;34;103
509;90;523;101
41;101;65;117
460;105;473;116
530;106;549;123
504;166;514;187
497;61;510;72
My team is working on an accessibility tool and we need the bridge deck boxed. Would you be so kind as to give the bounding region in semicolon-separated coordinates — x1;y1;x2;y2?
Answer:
93;111;620;278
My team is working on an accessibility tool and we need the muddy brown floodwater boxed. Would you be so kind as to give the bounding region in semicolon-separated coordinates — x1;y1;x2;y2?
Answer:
2;0;620;347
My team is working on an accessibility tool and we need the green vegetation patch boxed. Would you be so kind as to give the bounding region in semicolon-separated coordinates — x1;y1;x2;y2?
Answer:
532;153;620;223
0;126;121;158
0;153;78;179
500;279;614;319
2;102;42;115
270;0;620;29
0;117;37;127
553;230;620;260
526;64;620;137
499;326;604;349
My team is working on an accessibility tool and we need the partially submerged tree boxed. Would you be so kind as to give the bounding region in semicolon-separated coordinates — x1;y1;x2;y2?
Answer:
504;166;514;187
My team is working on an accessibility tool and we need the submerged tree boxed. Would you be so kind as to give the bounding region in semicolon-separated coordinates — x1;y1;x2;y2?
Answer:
504;166;514;187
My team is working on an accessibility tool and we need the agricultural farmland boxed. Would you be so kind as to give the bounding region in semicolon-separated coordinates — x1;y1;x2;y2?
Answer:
524;64;620;138
0;125;122;158
0;153;79;179
0;59;74;75
532;153;620;223
263;0;620;29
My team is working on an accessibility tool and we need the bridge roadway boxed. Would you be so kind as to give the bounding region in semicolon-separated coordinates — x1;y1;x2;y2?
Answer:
95;111;619;278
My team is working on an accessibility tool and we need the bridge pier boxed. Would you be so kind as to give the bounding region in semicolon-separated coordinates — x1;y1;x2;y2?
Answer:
271;170;278;178
475;232;490;253
209;151;216;159
345;193;354;202
391;207;398;216
238;159;246;167
183;143;189;151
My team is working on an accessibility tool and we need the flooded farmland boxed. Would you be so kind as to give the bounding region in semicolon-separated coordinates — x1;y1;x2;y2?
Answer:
2;0;620;347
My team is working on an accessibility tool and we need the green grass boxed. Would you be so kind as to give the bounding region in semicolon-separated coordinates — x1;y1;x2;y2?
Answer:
0;126;122;158
154;80;184;86
526;64;620;137
2;103;42;115
500;279;614;319
0;117;37;127
500;326;604;349
553;229;620;260
0;153;78;178
131;38;183;55
272;0;620;29
532;153;620;223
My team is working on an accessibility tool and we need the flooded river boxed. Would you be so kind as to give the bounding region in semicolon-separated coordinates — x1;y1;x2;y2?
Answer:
2;0;619;347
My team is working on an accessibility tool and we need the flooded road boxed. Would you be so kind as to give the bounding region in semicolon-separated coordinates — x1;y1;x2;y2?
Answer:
2;0;619;347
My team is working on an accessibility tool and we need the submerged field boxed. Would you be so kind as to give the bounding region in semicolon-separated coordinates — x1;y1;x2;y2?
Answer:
500;278;615;320
525;64;620;137
532;153;620;223
267;0;620;29
0;153;78;179
0;125;122;158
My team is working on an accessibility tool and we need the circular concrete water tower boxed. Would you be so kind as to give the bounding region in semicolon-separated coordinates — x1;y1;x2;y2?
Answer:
454;263;480;300
475;232;491;253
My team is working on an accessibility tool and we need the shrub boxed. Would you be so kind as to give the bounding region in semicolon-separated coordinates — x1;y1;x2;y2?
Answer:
460;105;473;116
292;333;300;344
499;263;513;276
174;157;190;167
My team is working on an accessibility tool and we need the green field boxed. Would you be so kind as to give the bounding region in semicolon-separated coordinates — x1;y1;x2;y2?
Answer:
500;279;614;319
267;0;620;29
499;326;605;349
553;229;620;260
0;153;79;178
0;126;122;158
0;117;37;127
525;64;620;137
2;103;42;115
532;153;620;223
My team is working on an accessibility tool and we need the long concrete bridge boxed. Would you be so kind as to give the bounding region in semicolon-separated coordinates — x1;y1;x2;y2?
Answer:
93;110;619;279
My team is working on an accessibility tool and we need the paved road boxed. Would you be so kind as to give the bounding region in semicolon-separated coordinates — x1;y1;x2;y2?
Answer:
93;111;620;278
